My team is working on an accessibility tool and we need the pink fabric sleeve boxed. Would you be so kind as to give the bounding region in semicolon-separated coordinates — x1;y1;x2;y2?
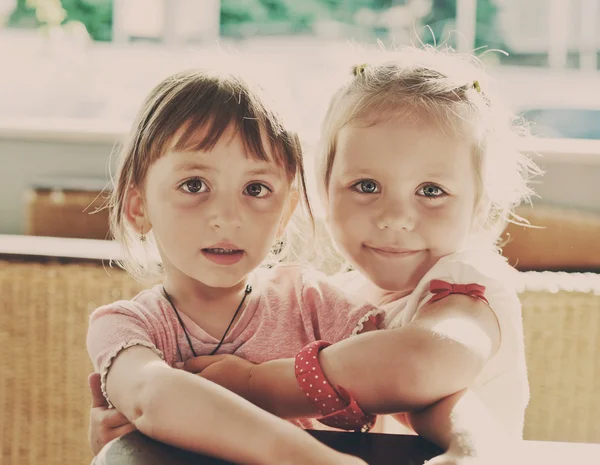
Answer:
86;302;164;408
300;271;382;344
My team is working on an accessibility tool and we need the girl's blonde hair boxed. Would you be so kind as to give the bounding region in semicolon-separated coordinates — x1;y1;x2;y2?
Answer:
109;69;313;282
317;46;540;247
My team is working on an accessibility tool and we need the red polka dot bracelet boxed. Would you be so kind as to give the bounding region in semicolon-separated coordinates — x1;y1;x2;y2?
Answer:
293;281;487;432
294;340;376;432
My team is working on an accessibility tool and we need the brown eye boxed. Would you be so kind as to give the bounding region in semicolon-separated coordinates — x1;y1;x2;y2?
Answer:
245;183;271;198
180;178;206;194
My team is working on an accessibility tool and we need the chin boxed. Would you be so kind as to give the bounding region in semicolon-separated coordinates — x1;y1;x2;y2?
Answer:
365;270;414;293
186;269;245;289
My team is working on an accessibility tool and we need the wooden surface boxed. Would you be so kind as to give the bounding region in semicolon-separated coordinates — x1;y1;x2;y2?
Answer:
94;430;442;465
94;430;600;465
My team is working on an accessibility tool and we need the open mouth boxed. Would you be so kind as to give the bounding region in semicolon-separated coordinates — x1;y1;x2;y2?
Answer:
203;248;241;254
201;247;245;265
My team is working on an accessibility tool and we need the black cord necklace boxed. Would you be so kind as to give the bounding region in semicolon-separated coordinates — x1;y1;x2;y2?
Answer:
162;284;252;357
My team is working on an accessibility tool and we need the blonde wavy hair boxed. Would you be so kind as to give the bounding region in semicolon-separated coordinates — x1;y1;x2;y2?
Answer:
316;46;541;248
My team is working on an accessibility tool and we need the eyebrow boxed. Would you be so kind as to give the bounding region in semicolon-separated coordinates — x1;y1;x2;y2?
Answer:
173;162;280;177
339;166;450;181
340;168;381;179
423;171;451;180
245;167;281;177
173;162;215;173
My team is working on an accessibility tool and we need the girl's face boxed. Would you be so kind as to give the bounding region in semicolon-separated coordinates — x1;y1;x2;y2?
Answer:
326;119;479;294
137;126;294;290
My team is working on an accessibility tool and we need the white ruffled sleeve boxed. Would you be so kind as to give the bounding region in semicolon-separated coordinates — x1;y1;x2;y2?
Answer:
386;249;525;375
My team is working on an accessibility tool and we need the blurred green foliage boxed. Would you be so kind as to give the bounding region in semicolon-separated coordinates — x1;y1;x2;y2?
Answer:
8;0;112;41
220;0;409;33
220;0;332;34
7;0;502;49
422;0;505;50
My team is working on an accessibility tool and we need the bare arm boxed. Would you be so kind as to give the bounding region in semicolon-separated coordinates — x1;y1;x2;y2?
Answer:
88;373;136;455
105;345;363;465
248;294;500;418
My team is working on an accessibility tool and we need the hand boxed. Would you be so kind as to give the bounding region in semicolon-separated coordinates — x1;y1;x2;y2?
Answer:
178;354;257;402
88;373;137;455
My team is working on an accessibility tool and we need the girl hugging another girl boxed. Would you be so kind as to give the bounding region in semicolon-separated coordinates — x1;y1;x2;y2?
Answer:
88;46;539;465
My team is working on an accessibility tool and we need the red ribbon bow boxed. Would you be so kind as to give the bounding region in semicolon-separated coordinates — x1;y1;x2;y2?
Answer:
429;279;488;304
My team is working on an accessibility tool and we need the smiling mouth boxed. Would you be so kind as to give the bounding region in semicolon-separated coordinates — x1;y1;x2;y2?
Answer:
366;246;420;257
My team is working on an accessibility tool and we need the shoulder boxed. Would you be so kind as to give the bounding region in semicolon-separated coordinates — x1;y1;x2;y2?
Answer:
408;248;522;354
434;249;518;284
412;248;520;307
89;285;169;325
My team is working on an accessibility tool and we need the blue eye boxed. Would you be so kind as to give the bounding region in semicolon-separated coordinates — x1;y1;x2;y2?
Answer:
352;180;380;194
245;183;272;198
417;184;446;198
180;178;207;194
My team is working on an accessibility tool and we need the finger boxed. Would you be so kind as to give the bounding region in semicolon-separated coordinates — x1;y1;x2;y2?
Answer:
89;373;108;408
103;409;133;429
94;423;137;454
106;422;137;442
180;355;226;373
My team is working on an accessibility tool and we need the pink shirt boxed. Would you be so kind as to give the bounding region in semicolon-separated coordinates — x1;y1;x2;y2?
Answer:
87;264;380;430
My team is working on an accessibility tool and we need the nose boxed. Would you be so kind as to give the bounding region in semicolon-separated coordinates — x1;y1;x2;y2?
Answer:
375;196;415;232
207;192;242;230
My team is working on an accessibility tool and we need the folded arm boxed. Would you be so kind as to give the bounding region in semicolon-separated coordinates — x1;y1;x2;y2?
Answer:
249;294;500;418
105;345;357;465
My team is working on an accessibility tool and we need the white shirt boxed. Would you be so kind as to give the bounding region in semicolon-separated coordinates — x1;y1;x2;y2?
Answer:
331;249;530;437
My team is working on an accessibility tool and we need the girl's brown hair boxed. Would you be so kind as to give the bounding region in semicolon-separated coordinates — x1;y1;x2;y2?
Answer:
110;69;313;281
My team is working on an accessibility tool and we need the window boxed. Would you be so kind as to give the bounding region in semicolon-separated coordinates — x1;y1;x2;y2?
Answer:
2;0;600;239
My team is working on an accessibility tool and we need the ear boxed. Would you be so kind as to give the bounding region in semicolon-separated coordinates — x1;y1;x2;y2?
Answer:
124;187;152;235
276;189;300;237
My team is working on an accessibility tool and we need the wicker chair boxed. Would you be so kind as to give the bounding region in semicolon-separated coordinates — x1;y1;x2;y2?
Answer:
0;256;142;465
1;253;599;465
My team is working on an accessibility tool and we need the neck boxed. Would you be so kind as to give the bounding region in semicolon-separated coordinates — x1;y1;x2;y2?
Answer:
364;280;412;305
162;272;251;321
349;275;412;306
375;287;413;306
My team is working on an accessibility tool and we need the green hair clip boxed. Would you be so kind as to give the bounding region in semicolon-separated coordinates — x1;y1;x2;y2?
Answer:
472;80;481;93
353;64;369;77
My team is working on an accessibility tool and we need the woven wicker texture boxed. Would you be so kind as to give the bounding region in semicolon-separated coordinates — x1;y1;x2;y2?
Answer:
0;258;142;465
1;258;598;465
521;286;600;443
